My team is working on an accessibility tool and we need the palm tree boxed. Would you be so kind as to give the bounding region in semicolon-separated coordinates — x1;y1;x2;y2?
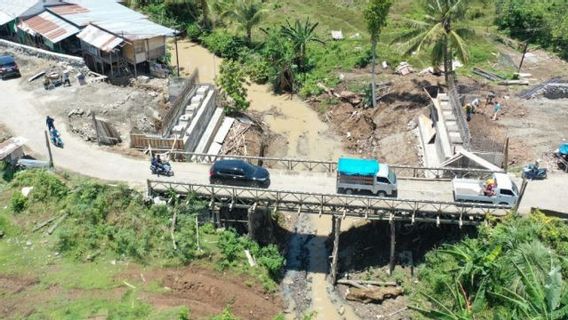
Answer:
224;0;266;43
363;0;393;108
207;0;230;28
394;0;472;83
280;18;325;73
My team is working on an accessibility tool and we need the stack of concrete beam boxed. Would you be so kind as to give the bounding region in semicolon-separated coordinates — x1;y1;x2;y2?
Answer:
207;117;235;155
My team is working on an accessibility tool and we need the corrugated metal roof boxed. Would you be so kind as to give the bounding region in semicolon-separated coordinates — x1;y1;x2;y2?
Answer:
18;10;80;43
77;24;123;52
47;0;175;40
0;0;38;25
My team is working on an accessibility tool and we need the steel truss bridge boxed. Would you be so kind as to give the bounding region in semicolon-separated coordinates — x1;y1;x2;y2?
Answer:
148;150;499;180
147;180;510;226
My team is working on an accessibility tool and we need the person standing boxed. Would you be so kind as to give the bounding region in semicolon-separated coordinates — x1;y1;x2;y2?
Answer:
62;69;71;87
464;103;473;121
492;101;502;120
46;116;55;131
471;98;480;113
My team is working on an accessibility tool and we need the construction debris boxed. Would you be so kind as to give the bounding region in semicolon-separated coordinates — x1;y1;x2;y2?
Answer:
472;67;506;81
331;30;344;40
498;80;530;86
395;62;414;76
519;78;568;99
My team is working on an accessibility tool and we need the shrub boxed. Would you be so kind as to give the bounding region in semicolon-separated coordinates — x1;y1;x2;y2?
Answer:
12;170;68;203
245;57;271;84
9;192;27;213
200;31;245;60
257;244;285;278
186;23;202;41
217;60;250;114
211;307;239;320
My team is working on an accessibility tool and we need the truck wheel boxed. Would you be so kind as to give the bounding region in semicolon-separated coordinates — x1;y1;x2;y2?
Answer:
377;191;387;197
499;202;509;206
345;189;353;195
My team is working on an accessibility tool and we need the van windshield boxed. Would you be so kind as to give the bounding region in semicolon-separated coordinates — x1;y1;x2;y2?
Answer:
388;168;397;184
512;181;519;195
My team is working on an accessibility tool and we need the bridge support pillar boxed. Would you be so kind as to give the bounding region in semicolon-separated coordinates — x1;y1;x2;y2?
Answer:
330;215;342;285
389;219;396;275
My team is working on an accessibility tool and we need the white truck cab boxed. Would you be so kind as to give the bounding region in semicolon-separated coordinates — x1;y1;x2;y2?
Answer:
452;173;518;206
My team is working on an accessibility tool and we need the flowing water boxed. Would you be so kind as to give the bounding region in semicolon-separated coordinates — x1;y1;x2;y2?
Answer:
170;40;358;319
170;40;345;160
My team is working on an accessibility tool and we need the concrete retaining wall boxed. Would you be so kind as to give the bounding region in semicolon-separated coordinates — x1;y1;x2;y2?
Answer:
0;39;86;68
183;88;217;152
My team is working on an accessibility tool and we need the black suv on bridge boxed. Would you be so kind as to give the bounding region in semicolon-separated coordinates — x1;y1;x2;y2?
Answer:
209;159;270;188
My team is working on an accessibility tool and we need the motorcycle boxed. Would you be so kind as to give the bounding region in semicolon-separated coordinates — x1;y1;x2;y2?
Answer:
49;128;64;148
522;163;547;180
150;161;174;177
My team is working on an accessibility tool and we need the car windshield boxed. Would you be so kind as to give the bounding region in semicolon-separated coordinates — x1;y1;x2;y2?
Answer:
388;168;397;184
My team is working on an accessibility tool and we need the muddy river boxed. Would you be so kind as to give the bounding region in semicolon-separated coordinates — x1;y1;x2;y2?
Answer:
170;39;358;319
170;39;345;160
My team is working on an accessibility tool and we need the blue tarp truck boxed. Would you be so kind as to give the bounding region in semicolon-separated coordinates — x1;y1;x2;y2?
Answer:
336;157;398;197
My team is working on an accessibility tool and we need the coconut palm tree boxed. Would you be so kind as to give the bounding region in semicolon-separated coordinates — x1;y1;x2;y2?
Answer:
394;0;472;83
364;0;393;108
224;0;266;43
280;18;325;73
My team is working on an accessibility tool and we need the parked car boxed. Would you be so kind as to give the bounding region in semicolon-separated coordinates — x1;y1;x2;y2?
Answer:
0;55;21;80
209;159;270;188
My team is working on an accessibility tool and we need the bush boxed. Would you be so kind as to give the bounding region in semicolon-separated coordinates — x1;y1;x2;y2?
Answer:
245;57;272;84
217;60;250;114
218;229;285;281
9;192;27;213
200;31;245;60
354;47;373;68
210;307;239;320
257;244;285;278
186;23;202;41
11;170;68;203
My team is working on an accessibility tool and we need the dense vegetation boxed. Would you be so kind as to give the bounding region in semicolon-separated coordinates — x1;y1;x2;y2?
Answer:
496;0;568;59
415;213;568;319
130;0;567;105
0;168;285;318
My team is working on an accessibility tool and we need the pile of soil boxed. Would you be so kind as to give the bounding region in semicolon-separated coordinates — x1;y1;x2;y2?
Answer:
311;73;438;166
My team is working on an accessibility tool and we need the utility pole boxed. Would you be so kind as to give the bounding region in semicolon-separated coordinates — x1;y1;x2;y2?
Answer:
174;31;180;77
44;130;53;168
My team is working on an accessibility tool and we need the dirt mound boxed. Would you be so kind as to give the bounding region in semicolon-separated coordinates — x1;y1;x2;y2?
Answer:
140;266;282;320
314;73;436;165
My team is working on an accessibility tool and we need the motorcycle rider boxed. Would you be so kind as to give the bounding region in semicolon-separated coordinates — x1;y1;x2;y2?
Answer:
151;154;166;176
46;116;55;131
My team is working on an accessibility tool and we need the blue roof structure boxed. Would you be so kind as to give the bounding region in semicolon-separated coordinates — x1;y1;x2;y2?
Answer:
337;157;379;176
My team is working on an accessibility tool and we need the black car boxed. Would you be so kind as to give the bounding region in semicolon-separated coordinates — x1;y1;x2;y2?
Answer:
0;55;20;80
209;159;270;188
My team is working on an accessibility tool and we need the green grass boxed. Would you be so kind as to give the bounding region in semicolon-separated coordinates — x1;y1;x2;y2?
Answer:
0;170;285;319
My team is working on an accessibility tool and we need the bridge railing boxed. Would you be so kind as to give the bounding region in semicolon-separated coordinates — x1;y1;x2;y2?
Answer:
148;150;499;180
147;180;511;225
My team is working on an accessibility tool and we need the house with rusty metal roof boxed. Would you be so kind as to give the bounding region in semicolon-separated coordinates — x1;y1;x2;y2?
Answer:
0;0;176;77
